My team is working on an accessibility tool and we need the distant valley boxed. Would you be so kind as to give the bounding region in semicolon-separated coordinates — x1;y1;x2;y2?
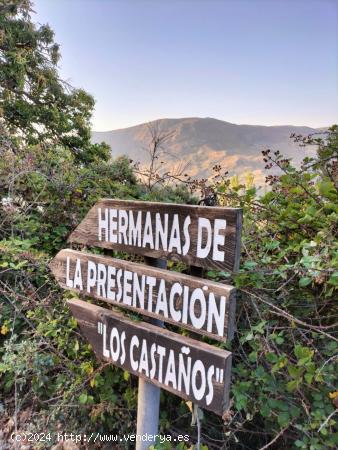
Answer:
92;118;322;185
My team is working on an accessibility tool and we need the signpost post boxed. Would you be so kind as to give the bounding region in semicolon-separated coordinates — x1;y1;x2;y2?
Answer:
50;199;242;448
136;256;166;450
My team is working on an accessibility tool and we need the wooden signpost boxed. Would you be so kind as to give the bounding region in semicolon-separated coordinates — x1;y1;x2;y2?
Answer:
50;199;242;448
67;299;232;415
68;199;242;272
50;249;236;342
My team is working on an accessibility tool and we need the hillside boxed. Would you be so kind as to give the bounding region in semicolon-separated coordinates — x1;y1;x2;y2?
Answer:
92;118;321;184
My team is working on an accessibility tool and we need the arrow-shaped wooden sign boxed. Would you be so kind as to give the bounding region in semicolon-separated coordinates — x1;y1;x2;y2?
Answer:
49;249;236;342
68;298;232;415
68;199;242;271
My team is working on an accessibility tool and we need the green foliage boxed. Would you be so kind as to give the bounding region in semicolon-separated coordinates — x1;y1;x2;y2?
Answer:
0;144;141;439
0;140;140;251
198;126;338;449
0;0;109;164
142;184;198;205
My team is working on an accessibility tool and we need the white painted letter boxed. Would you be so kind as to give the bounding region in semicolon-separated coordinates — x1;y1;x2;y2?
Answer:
206;365;215;405
66;256;73;288
98;208;109;241
73;258;83;290
207;293;226;337
103;324;110;358
107;266;116;301
118;209;128;245
155;279;169;318
129;210;142;246
109;327;120;362
168;214;182;254
87;260;96;293
130;335;139;371
182;216;191;255
96;263;107;297
155;213;168;251
164;349;177;389
157;345;166;383
189;288;206;329
191;360;206;401
169;283;182;323
196;218;212;259
123;270;133;305
138;339;149;377
213;219;226;261
109;209;118;243
142;212;154;249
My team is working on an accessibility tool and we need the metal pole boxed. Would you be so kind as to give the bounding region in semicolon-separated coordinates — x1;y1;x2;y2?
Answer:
136;257;166;450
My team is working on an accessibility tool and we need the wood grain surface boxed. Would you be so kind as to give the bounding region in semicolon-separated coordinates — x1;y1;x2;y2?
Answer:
49;249;236;342
68;298;232;415
68;199;242;271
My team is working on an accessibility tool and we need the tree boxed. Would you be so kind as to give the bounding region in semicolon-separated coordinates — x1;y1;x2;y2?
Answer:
0;0;109;163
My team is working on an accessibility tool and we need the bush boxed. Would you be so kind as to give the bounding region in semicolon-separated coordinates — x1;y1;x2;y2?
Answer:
0;130;198;447
191;126;337;449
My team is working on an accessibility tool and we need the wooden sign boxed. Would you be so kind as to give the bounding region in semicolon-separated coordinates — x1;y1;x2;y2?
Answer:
68;199;242;271
68;298;232;415
50;198;242;423
49;249;236;342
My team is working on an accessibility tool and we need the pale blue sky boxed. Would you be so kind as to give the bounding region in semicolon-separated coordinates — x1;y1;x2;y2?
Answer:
34;0;338;131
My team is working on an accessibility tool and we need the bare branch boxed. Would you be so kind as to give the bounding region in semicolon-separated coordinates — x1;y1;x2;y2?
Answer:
133;121;190;192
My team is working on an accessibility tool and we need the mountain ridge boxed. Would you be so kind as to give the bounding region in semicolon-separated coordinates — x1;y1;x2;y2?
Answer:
92;118;324;184
93;116;323;132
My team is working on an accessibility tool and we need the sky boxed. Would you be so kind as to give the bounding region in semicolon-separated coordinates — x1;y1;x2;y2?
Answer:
34;0;338;131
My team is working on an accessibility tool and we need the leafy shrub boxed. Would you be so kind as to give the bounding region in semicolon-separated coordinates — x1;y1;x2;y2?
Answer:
191;127;337;449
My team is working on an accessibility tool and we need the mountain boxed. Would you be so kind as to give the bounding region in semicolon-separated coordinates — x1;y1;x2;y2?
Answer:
92;118;321;185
